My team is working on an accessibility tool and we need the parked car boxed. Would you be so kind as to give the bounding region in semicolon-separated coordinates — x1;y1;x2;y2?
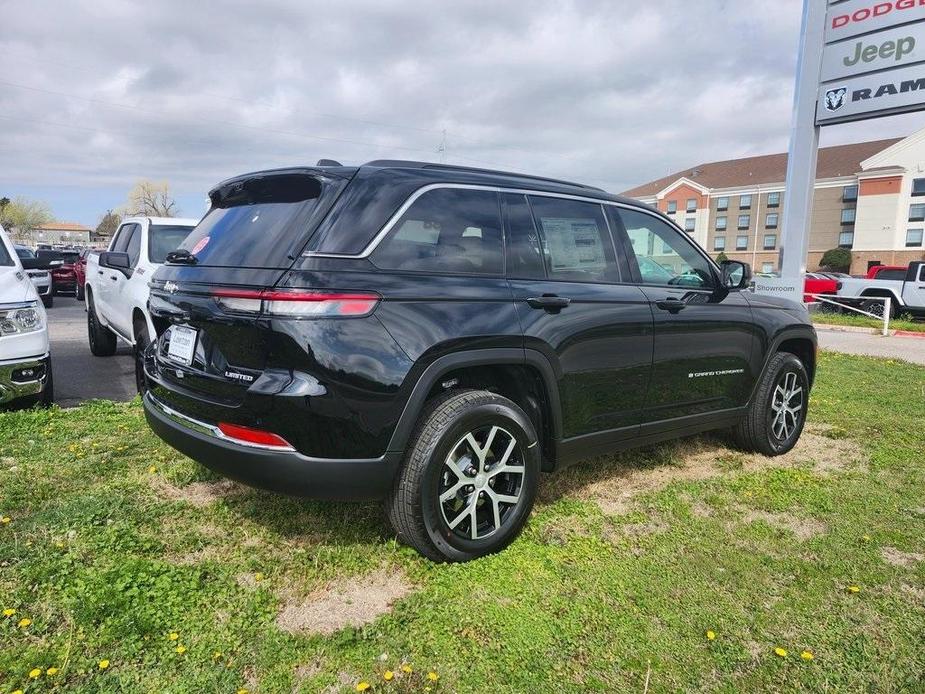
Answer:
73;249;89;301
803;273;838;304
85;216;199;391
141;161;816;562
36;249;80;296
836;262;925;317
14;245;53;308
0;225;53;407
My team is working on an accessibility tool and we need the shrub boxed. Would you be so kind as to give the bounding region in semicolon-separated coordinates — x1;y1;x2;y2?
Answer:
819;247;852;273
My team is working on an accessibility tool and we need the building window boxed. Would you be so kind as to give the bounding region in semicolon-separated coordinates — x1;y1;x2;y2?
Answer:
839;231;854;248
684;217;696;232
912;179;925;197
842;185;858;202
765;213;779;228
737;214;750;230
686;198;697;213
715;216;727;231
907;228;924;247
716;197;729;211
736;235;748;251
761;262;774;274
766;191;781;208
909;204;925;222
763;234;777;250
739;194;752;209
841;208;856;225
714;236;726;251
666;200;677;214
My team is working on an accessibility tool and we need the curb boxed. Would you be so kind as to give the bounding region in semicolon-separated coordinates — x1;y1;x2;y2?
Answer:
894;330;925;339
812;323;885;335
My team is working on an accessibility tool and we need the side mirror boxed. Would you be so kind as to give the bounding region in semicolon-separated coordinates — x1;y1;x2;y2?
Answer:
20;258;51;271
100;251;131;272
721;260;752;289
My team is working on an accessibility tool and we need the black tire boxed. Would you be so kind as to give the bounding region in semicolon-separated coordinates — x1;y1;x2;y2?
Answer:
385;389;541;562
860;298;897;319
133;319;150;394
76;283;85;302
732;352;809;456
41;294;53;309
87;292;117;357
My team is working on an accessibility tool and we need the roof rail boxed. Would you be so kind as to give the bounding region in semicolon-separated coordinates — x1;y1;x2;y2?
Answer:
361;159;604;192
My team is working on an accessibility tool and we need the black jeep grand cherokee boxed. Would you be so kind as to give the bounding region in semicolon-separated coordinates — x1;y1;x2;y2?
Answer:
143;160;815;562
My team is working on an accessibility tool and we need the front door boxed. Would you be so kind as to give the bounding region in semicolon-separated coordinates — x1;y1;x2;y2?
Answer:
504;193;653;458
611;207;756;425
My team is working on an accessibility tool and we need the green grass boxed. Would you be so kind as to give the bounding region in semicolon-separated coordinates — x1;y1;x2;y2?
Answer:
812;310;925;332
1;353;924;692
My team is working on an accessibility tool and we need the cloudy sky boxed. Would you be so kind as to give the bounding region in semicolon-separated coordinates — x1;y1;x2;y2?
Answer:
2;0;923;228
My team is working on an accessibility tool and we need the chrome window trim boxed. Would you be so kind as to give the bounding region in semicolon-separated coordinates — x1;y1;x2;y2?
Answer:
303;183;720;274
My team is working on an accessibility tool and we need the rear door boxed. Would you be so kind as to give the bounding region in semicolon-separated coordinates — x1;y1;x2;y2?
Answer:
505;193;653;455
611;207;756;425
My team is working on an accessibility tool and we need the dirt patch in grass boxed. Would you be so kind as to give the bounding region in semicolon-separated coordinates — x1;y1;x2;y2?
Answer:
276;567;413;636
152;478;244;507
741;509;827;541
545;425;866;516
881;546;925;567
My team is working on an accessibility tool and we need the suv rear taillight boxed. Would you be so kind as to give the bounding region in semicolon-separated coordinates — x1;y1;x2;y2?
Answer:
212;289;380;317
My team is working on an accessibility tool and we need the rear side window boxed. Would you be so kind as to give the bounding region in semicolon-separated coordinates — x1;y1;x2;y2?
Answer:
504;193;545;279
149;225;194;264
875;269;905;281
527;196;619;282
371;188;503;275
179;173;339;268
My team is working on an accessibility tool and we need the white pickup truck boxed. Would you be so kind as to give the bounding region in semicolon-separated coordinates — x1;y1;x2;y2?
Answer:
835;260;925;318
0;224;53;407
85;216;198;390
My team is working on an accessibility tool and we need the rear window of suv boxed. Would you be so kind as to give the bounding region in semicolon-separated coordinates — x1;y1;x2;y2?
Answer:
178;173;344;268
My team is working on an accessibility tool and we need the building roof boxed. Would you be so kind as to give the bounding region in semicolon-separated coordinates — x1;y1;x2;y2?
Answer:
35;222;92;233
622;137;903;198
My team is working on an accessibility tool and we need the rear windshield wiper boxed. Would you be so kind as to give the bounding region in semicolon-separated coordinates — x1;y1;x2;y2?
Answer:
165;249;198;265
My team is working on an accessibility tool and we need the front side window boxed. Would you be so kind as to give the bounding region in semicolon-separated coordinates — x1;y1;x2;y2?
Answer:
839;231;854;248
841;208;856;225
716;197;729;211
111;224;136;252
909;204;925;222
763;234;777;250
906;228;924;247
738;214;750;230
666;200;677;214
686;198;697;213
739;194;752;209
715;216;727;231
766;213;779;228
619;209;714;289
713;236;726;251
125;225;142;268
527;196;619;282
15;246;35;259
684;217;696;232
0;241;13;267
913;179;925;197
843;185;858;202
767;192;781;208
149;225;195;264
372;188;503;275
736;235;748;250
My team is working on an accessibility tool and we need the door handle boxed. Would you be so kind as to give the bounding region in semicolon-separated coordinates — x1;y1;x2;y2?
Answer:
97;270;104;275
110;275;118;281
527;295;571;311
656;297;686;313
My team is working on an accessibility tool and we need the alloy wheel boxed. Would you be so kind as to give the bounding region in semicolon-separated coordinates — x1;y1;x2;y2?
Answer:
438;424;525;541
770;371;803;441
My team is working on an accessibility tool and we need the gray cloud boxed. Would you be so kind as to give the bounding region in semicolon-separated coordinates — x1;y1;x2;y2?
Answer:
1;0;923;217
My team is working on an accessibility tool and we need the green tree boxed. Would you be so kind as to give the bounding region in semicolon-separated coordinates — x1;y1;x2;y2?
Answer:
715;251;729;264
95;209;122;241
0;196;53;242
819;247;852;273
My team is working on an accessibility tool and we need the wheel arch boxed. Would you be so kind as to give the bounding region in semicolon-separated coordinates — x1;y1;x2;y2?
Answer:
859;287;903;306
748;326;817;405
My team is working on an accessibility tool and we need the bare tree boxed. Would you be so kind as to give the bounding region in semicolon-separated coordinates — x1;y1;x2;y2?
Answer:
0;196;54;243
95;209;122;241
124;180;179;217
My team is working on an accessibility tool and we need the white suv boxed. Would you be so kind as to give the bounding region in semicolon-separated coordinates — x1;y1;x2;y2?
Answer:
0;225;52;407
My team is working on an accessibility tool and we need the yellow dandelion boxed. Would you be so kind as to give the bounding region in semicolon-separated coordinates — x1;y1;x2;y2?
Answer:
706;630;716;640
46;667;59;675
29;668;41;678
254;572;264;582
401;664;412;674
1;516;11;524
98;659;110;669
12;690;23;694
774;647;788;657
848;585;861;593
18;618;32;628
383;670;394;681
427;671;439;681
213;651;223;660
862;534;871;542
148;465;157;474
237;690;249;694
168;632;179;641
801;650;814;661
54;541;64;548
356;682;371;692
3;608;15;617
175;645;187;654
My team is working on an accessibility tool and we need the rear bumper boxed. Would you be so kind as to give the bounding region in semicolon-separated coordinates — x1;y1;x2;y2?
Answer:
143;392;400;500
0;353;50;406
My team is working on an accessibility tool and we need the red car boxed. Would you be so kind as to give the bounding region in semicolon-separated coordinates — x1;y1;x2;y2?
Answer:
36;249;80;296
865;265;907;280
73;249;89;301
804;273;838;303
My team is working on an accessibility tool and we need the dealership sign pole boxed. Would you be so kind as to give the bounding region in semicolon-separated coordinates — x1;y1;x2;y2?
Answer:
758;0;925;299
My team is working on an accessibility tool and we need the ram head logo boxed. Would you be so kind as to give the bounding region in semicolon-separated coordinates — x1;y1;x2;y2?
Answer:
824;87;848;112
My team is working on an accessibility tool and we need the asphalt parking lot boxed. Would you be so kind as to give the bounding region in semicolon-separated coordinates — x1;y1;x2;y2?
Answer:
46;298;136;407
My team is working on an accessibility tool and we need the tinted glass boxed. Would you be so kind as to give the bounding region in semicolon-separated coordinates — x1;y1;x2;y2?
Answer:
125;225;142;267
619;209;713;289
372;188;502;275
15;246;34;259
0;241;13;267
528;196;619;282
112;224;136;252
503;194;545;279
876;269;906;281
149;225;194;263
913;179;925;196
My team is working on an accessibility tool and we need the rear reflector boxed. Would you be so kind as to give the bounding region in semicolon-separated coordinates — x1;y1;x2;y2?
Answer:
212;289;379;317
217;422;294;450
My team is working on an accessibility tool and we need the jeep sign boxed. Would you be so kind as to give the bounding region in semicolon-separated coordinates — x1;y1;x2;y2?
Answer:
816;63;925;123
820;23;925;81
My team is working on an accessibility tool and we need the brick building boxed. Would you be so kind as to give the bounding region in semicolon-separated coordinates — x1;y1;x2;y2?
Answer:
622;128;925;275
